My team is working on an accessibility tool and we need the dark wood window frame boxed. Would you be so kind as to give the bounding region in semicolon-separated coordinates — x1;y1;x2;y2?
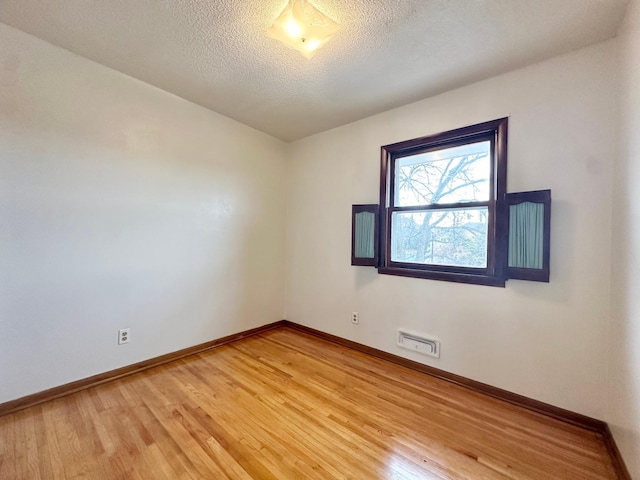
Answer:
378;118;509;287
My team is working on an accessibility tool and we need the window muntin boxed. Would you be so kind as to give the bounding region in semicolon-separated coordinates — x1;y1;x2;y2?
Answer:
379;118;508;286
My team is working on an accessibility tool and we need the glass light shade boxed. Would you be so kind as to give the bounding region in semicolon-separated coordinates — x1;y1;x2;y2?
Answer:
266;0;341;58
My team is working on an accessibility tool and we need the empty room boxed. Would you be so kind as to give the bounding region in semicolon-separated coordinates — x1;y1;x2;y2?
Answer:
1;0;639;478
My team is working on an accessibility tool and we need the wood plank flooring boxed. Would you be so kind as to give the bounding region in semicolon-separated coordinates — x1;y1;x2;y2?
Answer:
0;327;618;479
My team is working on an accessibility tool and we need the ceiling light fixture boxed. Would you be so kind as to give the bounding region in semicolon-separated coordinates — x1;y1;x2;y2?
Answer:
266;0;341;59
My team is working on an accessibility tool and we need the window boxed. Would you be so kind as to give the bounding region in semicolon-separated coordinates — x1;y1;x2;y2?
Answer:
378;118;508;286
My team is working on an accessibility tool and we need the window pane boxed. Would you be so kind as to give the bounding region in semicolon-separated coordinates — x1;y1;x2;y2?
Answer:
391;208;488;268
395;141;491;207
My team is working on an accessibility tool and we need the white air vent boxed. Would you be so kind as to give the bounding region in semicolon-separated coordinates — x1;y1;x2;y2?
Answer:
397;330;440;358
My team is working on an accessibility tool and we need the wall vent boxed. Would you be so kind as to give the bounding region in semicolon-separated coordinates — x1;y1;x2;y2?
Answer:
397;330;440;358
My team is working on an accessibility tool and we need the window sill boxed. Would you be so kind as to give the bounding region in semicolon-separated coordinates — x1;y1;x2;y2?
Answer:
377;266;506;287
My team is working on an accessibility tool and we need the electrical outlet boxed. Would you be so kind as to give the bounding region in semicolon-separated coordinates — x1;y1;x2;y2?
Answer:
118;328;130;345
351;312;359;324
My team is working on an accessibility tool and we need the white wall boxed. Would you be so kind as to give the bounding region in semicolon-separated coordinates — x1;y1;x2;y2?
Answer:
610;0;640;476
0;23;287;403
286;41;618;420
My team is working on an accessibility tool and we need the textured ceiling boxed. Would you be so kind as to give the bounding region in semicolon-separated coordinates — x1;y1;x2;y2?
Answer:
0;0;630;141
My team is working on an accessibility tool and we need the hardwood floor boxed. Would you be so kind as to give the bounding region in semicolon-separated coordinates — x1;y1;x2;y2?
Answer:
0;327;618;479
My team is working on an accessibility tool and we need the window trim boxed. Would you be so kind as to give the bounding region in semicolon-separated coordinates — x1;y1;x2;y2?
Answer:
378;118;509;287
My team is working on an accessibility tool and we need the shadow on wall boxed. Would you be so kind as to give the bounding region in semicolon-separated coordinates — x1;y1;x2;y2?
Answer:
355;264;378;288
609;1;640;472
610;137;640;477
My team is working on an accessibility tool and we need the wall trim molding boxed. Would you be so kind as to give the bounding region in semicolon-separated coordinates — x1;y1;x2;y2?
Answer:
282;321;632;479
0;319;630;479
282;322;602;429
0;320;286;418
